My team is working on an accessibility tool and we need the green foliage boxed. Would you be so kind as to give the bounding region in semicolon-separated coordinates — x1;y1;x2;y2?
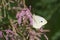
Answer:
27;0;60;20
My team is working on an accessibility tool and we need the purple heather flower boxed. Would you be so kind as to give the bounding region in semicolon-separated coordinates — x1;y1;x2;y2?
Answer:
19;10;25;17
16;9;26;19
11;37;15;40
26;8;33;25
0;31;3;38
17;17;22;24
5;29;14;34
16;9;26;25
16;8;33;25
26;8;32;17
16;12;20;19
5;30;15;40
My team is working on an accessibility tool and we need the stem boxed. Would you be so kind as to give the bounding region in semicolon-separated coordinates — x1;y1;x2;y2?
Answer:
22;0;27;8
44;34;48;40
2;0;6;17
42;30;50;32
9;19;17;34
8;0;11;10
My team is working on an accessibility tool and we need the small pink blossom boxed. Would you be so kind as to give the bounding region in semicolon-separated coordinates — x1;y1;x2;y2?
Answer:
5;29;14;34
26;8;32;17
29;17;33;25
17;18;22;24
11;37;15;40
19;10;25;17
0;31;3;38
5;30;15;40
16;12;20;19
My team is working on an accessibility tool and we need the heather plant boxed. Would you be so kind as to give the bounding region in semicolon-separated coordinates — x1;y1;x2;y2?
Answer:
0;0;49;40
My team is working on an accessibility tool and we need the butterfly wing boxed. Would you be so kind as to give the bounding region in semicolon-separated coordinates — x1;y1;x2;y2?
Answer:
32;14;47;29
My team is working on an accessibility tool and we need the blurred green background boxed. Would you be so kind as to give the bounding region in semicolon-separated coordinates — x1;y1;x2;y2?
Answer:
26;0;60;40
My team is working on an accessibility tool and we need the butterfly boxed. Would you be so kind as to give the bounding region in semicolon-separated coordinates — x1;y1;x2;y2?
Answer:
32;14;47;29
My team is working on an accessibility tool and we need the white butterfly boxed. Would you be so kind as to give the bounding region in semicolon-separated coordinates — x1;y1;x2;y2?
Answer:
32;14;47;29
